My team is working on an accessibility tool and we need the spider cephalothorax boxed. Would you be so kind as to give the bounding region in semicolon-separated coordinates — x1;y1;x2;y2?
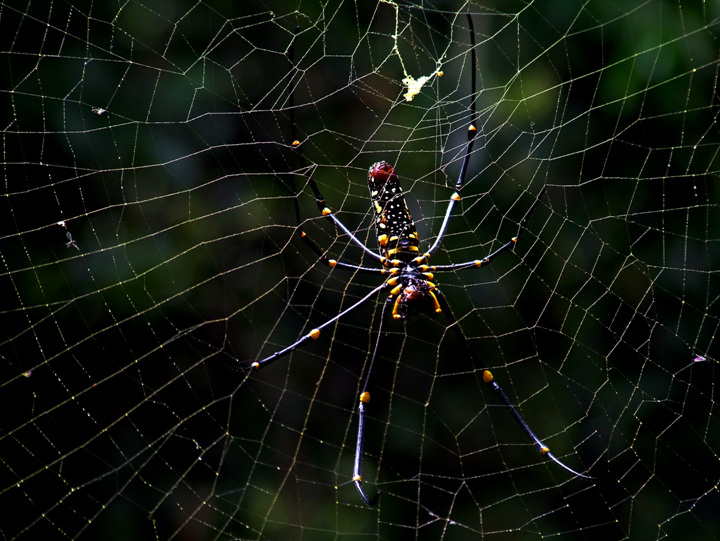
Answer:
386;265;442;320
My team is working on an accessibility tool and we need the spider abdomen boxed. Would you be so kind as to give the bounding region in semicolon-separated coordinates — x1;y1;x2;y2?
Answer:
368;161;420;262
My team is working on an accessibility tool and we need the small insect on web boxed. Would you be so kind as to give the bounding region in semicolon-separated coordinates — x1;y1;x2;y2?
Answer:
240;15;595;507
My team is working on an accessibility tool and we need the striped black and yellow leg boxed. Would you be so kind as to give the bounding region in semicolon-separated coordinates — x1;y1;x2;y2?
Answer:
287;28;384;273
434;289;594;479
351;296;392;506
244;282;389;371
424;13;478;259
430;185;548;273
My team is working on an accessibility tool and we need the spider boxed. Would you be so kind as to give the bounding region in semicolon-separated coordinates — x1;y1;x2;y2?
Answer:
242;15;593;506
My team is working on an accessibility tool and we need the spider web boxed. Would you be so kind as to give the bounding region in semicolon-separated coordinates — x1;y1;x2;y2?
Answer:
2;0;719;539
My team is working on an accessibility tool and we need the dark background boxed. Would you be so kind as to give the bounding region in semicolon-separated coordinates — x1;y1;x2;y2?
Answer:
1;1;719;539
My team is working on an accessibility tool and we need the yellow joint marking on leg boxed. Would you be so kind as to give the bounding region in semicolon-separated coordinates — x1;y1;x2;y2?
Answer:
451;192;461;201
322;208;332;216
392;296;403;318
423;272;434;280
360;391;371;404
483;370;494;383
328;259;337;268
474;260;483;267
429;291;442;313
309;329;321;340
378;234;388;246
353;475;362;482
390;259;402;267
299;231;307;238
512;236;518;243
292;139;300;146
541;446;550;455
390;284;403;296
408;246;419;252
469;124;477;132
386;277;399;286
251;362;260;370
438;71;444;77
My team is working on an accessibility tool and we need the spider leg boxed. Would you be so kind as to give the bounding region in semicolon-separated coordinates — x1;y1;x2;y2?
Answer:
293;221;386;275
424;13;478;259
352;297;391;506
243;281;390;371
434;288;594;479
430;185;547;272
287;29;384;271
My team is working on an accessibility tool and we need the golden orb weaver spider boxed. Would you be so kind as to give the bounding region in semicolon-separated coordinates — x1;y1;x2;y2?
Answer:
242;15;594;506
